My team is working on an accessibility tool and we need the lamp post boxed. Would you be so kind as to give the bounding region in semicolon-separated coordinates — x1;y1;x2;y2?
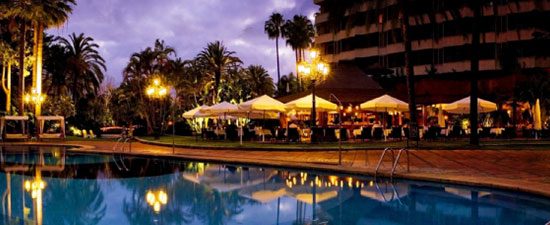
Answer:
24;88;46;139
24;88;46;112
145;78;168;139
297;49;329;141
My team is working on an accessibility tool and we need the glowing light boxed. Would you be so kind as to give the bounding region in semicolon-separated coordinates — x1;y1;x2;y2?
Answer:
145;78;169;99
309;49;319;59
24;178;46;199
146;189;168;213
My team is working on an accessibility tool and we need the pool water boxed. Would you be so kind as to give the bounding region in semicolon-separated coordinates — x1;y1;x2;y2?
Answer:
0;146;549;225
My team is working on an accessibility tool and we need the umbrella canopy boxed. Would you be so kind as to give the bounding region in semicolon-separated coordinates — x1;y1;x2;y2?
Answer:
359;94;409;112
227;111;279;119
534;98;542;131
285;94;338;112
238;95;286;112
201;101;238;116
183;105;210;119
442;96;497;114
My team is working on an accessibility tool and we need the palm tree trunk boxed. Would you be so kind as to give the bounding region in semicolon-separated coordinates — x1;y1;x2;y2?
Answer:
7;63;11;114
469;1;481;146
401;0;418;142
2;61;12;114
295;50;300;91
276;37;281;83
2;62;7;110
34;23;44;116
32;21;38;92
214;70;221;104
18;22;26;115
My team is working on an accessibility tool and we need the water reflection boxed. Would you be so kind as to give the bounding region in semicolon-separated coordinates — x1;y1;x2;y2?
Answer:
0;147;549;225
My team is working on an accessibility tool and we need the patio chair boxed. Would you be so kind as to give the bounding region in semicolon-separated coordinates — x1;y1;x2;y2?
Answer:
372;127;383;140
324;128;337;142
311;127;325;143
403;127;410;139
503;127;516;139
339;128;348;141
89;130;97;139
287;128;300;142
276;128;286;141
225;126;238;141
449;126;463;138
390;127;402;140
480;127;491;138
361;126;372;141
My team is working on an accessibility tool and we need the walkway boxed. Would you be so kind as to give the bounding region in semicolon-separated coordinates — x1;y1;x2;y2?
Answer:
53;140;550;198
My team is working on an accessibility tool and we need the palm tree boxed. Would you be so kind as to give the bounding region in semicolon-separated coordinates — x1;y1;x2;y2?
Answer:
281;15;315;91
197;41;242;104
0;41;17;114
399;0;419;142
245;65;275;97
59;33;106;101
0;2;30;115
264;12;284;84
122;40;176;135
1;0;75;115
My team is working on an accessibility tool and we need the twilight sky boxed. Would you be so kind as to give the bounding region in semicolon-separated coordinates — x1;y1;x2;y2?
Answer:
46;0;318;85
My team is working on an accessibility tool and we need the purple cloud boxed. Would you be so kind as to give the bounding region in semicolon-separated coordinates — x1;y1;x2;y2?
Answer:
47;0;318;84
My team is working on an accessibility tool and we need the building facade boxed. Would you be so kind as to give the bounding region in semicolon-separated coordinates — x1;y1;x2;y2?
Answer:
314;0;550;79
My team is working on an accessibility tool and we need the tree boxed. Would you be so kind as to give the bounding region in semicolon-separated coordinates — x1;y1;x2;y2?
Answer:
42;94;75;118
1;0;76;115
0;41;16;113
122;39;175;135
197;41;242;104
59;33;106;101
264;12;284;84
276;73;299;97
468;0;482;146
245;65;275;97
399;0;419;142
281;15;315;91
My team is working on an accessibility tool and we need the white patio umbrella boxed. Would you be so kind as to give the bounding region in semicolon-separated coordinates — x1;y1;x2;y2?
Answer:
183;105;210;119
442;96;497;114
284;94;338;112
201;101;238;118
359;94;409;112
238;95;286;113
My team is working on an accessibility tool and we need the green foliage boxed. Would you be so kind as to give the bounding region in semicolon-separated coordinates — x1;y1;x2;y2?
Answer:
197;41;242;104
281;15;315;52
276;73;299;97
42;94;75;117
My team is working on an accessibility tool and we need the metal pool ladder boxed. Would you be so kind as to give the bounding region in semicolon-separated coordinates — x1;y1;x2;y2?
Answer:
375;147;410;180
113;136;132;152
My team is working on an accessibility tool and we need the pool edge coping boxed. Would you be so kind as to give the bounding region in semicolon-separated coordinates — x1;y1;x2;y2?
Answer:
7;142;550;200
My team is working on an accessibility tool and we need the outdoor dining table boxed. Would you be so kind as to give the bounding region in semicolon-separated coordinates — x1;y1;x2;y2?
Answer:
255;127;272;142
490;128;504;136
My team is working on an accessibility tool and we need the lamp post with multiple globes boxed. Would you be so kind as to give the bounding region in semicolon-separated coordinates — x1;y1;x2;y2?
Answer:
24;87;46;113
297;49;330;141
145;78;168;139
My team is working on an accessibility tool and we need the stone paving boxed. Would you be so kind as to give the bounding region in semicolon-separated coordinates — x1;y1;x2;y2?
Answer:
60;140;550;198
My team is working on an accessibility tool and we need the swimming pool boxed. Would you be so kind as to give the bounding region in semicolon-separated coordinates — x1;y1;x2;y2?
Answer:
0;146;549;225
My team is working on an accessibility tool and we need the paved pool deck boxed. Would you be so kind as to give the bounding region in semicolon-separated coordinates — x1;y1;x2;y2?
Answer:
11;140;550;198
